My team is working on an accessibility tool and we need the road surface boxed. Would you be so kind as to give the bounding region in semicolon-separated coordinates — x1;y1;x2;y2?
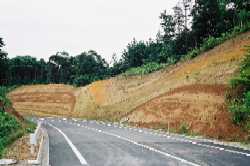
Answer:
39;117;250;166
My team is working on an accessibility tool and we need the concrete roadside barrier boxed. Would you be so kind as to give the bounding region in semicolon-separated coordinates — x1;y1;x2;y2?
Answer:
28;126;49;166
0;159;17;165
0;122;49;166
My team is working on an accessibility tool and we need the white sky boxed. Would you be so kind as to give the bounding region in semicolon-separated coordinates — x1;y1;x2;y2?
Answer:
0;0;178;63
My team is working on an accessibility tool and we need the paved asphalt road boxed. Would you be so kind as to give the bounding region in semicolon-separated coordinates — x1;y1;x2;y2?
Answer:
37;117;250;166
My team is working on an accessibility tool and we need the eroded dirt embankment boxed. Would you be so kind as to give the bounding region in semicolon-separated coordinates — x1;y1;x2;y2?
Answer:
8;31;250;140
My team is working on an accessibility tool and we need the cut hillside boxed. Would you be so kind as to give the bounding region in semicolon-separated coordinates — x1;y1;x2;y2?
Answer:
9;31;250;140
8;84;77;117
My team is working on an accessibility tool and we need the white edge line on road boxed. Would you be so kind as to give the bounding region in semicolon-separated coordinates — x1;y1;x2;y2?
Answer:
78;124;200;166
56;119;250;157
48;123;88;166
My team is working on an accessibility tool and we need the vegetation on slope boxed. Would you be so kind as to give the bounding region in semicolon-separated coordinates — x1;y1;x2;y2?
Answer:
228;47;250;129
183;23;250;61
0;87;35;158
123;23;250;76
123;63;167;76
0;0;249;86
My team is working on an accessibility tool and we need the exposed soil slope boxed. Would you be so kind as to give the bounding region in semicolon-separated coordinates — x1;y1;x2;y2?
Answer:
8;84;77;117
127;84;245;140
9;31;250;140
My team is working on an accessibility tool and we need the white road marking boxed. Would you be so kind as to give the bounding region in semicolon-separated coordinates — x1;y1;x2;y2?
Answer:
80;125;200;166
48;123;88;165
55;119;250;157
103;122;250;157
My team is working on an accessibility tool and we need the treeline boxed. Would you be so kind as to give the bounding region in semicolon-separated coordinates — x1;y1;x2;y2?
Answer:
0;49;109;86
0;0;249;86
112;0;250;73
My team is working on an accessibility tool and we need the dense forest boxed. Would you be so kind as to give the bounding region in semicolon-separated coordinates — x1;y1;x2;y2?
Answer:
0;0;249;86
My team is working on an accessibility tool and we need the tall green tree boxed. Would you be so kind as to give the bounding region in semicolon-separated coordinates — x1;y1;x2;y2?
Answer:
159;11;176;43
48;51;72;83
158;11;178;63
9;56;40;84
73;50;109;86
0;38;8;85
191;0;223;46
121;39;147;68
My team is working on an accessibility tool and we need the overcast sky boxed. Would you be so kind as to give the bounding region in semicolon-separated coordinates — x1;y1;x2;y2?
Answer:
0;0;178;63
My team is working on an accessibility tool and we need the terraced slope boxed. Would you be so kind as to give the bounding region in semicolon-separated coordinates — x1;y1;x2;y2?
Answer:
9;31;250;140
8;84;77;117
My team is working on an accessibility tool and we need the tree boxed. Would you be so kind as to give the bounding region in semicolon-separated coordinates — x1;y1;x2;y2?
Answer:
231;0;250;27
48;51;72;83
73;50;109;86
173;5;185;34
180;0;193;30
159;11;176;43
174;28;194;56
158;11;178;63
9;56;40;84
121;39;147;68
0;38;8;85
191;0;223;46
172;1;194;57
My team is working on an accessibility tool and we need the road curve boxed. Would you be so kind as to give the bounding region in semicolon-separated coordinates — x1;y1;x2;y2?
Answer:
38;117;250;166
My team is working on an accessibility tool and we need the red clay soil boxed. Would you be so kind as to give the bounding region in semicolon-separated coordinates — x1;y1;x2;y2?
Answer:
127;84;247;141
164;84;229;96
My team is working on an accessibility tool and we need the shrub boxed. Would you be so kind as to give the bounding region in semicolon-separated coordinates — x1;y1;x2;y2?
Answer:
73;75;100;87
229;100;249;125
230;46;250;88
229;91;250;125
0;87;11;107
179;123;189;134
228;48;250;125
183;48;200;61
123;62;167;76
200;36;220;52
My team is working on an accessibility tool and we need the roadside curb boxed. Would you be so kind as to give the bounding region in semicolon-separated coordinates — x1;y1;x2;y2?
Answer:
0;159;17;165
120;123;250;152
27;126;49;166
0;124;50;166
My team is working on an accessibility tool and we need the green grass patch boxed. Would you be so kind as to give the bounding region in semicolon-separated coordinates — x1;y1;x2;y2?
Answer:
227;47;250;132
123;62;167;76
